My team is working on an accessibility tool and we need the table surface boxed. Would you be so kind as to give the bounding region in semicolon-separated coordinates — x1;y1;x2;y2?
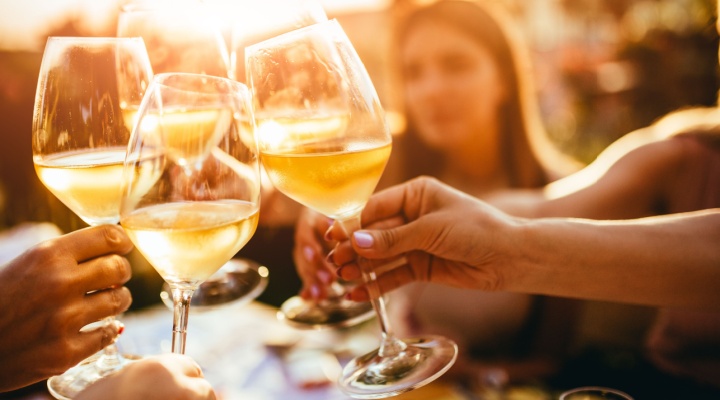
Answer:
117;302;472;400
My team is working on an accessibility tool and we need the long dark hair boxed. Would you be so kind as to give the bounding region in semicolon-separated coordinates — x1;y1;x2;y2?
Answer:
393;0;570;188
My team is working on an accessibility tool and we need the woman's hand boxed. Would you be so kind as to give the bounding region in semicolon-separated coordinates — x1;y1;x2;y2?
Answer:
327;177;518;301
292;207;339;300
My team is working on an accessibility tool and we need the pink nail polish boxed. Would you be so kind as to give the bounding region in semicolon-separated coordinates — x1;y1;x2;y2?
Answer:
303;246;315;262
353;231;374;248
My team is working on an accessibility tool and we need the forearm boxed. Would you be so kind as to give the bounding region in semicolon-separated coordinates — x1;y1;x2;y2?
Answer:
506;209;720;309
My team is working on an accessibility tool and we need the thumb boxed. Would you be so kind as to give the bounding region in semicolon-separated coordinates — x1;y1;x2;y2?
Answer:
352;222;421;259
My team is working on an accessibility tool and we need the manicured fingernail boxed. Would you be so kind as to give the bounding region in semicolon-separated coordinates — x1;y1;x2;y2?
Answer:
325;249;335;264
303;246;315;262
115;321;125;335
310;284;321;299
353;231;374;248
317;269;332;284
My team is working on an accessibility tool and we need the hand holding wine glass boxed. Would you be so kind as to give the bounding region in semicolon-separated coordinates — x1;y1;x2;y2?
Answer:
32;36;153;399
0;225;133;393
120;72;261;354
246;20;457;398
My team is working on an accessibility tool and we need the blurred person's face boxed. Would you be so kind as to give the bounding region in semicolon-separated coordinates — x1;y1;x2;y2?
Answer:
401;20;507;155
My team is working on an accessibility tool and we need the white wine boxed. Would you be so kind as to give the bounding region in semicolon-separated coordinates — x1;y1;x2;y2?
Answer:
121;107;140;133
35;148;127;225
160;108;231;167
261;140;391;219
121;200;259;286
256;113;349;151
126;107;232;167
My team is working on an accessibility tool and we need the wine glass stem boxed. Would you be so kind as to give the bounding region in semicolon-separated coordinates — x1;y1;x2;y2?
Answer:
171;287;194;354
90;316;123;373
339;215;407;358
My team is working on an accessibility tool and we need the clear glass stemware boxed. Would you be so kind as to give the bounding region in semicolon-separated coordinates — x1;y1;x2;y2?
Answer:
118;0;272;310
229;0;370;330
120;72;261;354
32;36;153;399
246;19;458;398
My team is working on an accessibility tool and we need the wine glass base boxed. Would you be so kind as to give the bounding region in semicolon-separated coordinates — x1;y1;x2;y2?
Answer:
47;352;141;399
278;295;376;330
338;335;458;399
159;258;269;311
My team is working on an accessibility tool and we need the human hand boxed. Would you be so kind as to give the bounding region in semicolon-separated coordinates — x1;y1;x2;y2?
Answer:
327;177;518;301
0;225;133;392
292;207;338;300
76;354;216;400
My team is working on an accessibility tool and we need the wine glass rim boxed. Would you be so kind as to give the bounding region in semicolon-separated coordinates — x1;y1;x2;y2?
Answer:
560;386;633;400
245;18;343;54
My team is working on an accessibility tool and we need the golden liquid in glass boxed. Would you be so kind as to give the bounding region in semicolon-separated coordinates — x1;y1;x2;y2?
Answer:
122;200;259;285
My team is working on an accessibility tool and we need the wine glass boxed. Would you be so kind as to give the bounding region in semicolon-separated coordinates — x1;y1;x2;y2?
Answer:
246;19;458;398
226;0;367;331
560;387;634;400
117;0;230;77
118;1;271;309
120;72;261;354
32;36;153;399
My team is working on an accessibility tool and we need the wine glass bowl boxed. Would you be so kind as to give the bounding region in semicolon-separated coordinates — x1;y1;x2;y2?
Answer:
246;19;457;398
120;72;260;354
32;36;153;399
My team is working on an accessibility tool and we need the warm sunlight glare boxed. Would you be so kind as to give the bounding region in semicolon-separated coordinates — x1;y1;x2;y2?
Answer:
0;0;118;50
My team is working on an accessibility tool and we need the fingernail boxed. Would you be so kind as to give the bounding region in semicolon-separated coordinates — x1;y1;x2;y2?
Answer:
317;269;332;284
353;231;374;248
303;246;315;262
325;249;335;264
337;265;347;280
107;225;124;244
115;321;125;335
324;226;333;241
310;284;321;299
